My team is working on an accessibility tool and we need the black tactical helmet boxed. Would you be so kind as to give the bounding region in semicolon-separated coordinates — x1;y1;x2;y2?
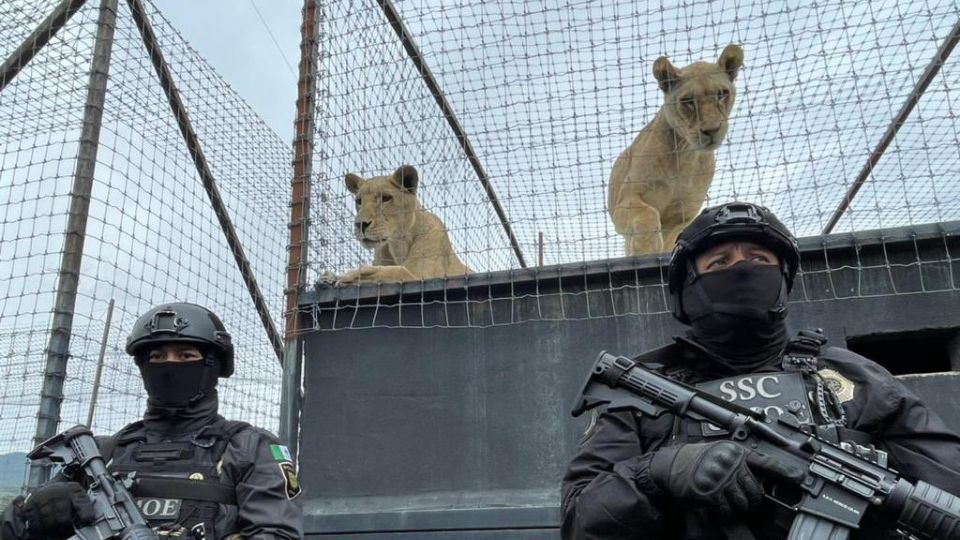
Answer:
668;202;800;323
125;303;234;377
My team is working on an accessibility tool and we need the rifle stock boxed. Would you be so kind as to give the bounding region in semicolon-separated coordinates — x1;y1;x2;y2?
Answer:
28;425;158;540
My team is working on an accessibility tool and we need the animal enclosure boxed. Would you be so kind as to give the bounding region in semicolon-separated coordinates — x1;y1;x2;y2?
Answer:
306;0;960;330
2;0;960;524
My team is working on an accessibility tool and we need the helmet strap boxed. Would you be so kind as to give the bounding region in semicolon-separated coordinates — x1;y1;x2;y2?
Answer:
187;352;220;405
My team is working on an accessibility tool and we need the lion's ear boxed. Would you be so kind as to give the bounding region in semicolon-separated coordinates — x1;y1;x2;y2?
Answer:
394;165;419;194
653;56;680;93
717;44;744;81
345;173;363;194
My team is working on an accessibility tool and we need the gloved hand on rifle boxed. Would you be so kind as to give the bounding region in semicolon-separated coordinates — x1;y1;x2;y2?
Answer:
650;440;801;519
22;481;95;539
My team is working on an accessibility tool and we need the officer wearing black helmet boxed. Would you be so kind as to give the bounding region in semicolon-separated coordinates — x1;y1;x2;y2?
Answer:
1;303;303;540
561;202;960;539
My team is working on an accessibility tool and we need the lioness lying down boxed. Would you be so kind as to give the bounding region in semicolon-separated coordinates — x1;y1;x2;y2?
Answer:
609;44;743;256
337;165;471;284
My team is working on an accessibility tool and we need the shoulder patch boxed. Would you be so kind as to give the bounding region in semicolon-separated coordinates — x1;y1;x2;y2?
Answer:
270;444;293;462
278;461;301;500
818;368;856;403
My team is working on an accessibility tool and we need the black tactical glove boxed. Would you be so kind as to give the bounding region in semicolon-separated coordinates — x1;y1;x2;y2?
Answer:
650;441;764;519
21;481;95;539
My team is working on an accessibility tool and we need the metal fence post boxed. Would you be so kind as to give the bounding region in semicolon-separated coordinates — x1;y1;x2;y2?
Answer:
126;0;284;364
29;0;118;488
0;0;89;92
822;19;960;234
280;0;320;455
86;298;115;427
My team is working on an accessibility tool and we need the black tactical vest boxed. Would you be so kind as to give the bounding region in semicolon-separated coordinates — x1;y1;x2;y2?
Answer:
666;330;867;446
102;419;249;539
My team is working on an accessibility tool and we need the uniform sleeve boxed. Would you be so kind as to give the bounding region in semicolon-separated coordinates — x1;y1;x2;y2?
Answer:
872;374;960;494
829;349;960;495
0;495;27;540
560;410;674;540
227;429;303;540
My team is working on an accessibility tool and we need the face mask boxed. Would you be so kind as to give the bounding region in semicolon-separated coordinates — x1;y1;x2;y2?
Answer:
681;261;788;368
139;361;217;408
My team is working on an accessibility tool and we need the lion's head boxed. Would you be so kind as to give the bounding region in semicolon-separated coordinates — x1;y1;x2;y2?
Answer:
653;44;743;150
345;165;420;249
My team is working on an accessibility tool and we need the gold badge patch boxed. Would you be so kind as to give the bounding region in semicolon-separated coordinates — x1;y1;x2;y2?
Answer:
279;461;302;500
818;368;856;403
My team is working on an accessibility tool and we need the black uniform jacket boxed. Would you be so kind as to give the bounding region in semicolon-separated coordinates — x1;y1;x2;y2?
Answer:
1;395;302;540
560;339;960;540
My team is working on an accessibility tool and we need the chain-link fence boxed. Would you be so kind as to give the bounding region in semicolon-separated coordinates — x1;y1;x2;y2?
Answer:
0;0;291;476
306;0;960;329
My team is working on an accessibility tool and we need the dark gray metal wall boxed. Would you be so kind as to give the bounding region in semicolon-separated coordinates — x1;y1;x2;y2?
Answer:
297;222;960;538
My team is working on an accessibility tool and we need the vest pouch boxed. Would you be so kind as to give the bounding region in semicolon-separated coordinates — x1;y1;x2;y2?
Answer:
695;371;813;437
135;443;195;463
106;420;250;536
155;500;218;540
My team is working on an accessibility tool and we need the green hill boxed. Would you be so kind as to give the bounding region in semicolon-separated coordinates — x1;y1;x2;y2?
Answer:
0;453;28;491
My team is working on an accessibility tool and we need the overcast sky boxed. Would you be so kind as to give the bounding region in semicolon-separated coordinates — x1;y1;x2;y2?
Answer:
161;1;302;144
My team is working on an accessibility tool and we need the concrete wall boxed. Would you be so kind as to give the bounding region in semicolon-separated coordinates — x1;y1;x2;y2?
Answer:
295;221;960;538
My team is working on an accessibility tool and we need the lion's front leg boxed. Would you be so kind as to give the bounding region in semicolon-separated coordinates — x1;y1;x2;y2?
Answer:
661;222;691;252
336;265;418;285
611;195;664;256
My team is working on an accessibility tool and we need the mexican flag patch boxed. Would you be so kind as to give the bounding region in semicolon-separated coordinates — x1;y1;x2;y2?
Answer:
270;444;293;462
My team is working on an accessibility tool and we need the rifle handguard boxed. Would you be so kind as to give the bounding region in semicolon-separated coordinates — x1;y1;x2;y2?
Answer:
889;480;960;539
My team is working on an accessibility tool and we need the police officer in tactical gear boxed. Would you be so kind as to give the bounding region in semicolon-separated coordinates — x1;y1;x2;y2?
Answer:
1;303;303;540
561;202;960;539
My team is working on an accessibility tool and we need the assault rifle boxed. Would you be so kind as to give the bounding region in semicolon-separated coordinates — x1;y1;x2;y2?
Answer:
28;425;157;540
572;352;960;539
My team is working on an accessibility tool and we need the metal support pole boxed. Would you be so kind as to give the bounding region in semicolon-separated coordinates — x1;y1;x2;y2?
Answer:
280;0;320;453
822;20;960;234
86;298;115;427
376;0;527;268
538;232;544;266
29;0;117;488
126;0;284;364
0;0;89;92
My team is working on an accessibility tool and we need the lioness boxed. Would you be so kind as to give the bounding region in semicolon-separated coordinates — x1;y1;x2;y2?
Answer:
337;165;471;284
609;44;743;255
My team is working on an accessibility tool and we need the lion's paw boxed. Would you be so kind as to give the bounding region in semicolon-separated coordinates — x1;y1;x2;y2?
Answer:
336;266;379;286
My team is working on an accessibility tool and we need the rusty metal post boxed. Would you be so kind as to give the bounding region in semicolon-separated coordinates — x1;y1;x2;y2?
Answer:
29;0;117;488
126;0;284;363
280;0;320;453
0;0;89;92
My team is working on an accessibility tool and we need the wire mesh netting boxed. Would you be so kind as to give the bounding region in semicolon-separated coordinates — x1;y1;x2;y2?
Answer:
306;0;960;329
0;0;291;467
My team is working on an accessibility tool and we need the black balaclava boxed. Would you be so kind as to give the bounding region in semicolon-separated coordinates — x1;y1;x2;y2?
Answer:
681;260;789;371
137;350;219;411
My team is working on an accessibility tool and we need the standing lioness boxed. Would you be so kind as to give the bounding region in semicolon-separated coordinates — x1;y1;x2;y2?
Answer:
337;165;471;284
609;44;743;255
